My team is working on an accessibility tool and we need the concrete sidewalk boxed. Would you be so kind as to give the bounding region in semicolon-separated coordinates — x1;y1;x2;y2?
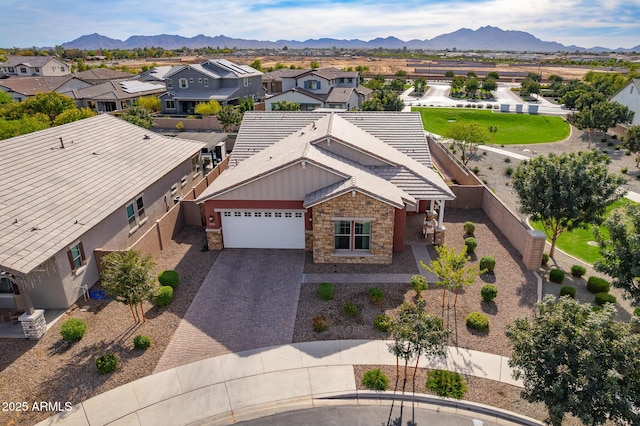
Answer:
37;340;541;426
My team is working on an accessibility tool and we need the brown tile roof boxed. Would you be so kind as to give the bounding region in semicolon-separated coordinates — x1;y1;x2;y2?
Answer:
0;76;74;96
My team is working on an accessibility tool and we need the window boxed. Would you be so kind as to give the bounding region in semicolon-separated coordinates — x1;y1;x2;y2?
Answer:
67;242;87;273
8;67;14;73
34;67;40;72
189;78;194;83
254;212;262;217
166;79;173;89
20;67;27;73
334;220;371;251
265;212;272;218
191;156;201;175
295;212;303;218
243;77;249;87
203;78;208;87
166;100;175;109
126;203;136;230
244;212;252;217
198;78;203;83
305;80;321;90
0;275;14;294
136;196;145;222
61;66;66;72
275;212;282;218
179;78;188;89
170;184;178;196
285;212;292;218
224;211;231;217
180;176;187;187
234;211;241;217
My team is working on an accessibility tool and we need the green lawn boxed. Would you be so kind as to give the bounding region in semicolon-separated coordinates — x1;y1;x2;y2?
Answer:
529;199;638;264
412;107;570;145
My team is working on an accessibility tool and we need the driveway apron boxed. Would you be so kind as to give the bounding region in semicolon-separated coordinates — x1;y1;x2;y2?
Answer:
154;249;305;372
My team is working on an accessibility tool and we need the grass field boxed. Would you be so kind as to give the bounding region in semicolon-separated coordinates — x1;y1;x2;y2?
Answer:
412;107;570;145
529;199;638;264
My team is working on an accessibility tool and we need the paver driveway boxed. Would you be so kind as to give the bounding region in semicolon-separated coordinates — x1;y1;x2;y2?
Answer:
154;249;305;372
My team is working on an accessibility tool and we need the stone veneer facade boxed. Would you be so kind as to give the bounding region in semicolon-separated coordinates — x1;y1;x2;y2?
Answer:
206;229;223;250
312;192;395;264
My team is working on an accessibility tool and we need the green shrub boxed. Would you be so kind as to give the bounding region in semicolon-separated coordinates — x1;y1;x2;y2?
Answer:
559;286;576;298
479;256;495;274
96;353;118;374
154;285;174;307
480;284;498;302
549;268;565;283
374;314;392;332
471;166;480;174
587;277;610;294
633;307;640;317
343;301;358;316
157;270;179;289
133;335;151;350
505;167;514;176
60;318;87;343
411;274;428;295
426;370;468;399
318;282;334;300
369;287;384;303
621;167;628;174
464;237;477;254
541;253;550;266
463;221;476;235
313;315;328;332
504;157;511;163
466;312;489;332
362;368;389;391
595;292;616;306
570;265;586;278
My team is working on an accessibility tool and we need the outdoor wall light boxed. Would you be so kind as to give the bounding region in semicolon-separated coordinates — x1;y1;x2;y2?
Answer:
208;215;214;223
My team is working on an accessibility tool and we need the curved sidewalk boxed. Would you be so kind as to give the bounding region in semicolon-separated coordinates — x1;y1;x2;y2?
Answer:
36;340;541;426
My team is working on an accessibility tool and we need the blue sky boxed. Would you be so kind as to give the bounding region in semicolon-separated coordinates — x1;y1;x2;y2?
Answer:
2;0;639;49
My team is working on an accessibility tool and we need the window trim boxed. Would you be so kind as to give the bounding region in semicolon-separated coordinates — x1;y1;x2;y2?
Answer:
166;79;173;89
179;78;188;89
191;155;201;176
67;242;87;274
166;99;176;110
333;219;372;252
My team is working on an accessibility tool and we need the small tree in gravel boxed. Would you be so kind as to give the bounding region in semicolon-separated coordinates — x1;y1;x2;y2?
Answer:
101;250;156;323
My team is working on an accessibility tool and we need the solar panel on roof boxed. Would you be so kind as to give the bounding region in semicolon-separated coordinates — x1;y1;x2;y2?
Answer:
119;80;163;94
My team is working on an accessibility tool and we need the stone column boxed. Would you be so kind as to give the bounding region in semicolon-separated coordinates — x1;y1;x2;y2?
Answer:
522;230;546;270
434;225;446;246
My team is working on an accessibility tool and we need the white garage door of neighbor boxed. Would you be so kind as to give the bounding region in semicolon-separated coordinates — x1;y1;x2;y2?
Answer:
221;210;305;249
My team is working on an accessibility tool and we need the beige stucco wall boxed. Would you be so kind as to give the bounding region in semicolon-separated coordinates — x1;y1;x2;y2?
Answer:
312;192;394;264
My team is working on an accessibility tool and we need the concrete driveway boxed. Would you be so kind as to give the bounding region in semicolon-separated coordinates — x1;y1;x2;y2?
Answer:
154;249;305;372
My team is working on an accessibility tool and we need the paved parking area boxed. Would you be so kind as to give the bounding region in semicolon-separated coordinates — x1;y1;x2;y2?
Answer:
154;249;305;372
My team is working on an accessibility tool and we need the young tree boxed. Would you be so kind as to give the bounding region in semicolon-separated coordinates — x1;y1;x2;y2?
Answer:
137;96;161;113
594;204;640;306
572;101;633;145
413;78;427;95
0;91;13;106
621;125;640;166
444;70;455;78
194;100;222;116
217;105;242;132
53;107;97;126
481;77;497;94
120;106;154;129
248;59;262;71
310;60;320;69
450;76;465;95
272;100;300;111
486;71;500;80
512;151;625;257
464;77;480;98
506;296;640;426
238;97;254;114
21;92;76;123
100;250;157;323
445;122;489;165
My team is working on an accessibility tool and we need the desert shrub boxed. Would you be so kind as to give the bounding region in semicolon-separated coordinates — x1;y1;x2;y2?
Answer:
587;277;610;294
549;268;565;283
560;286;577;298
60;318;87;343
505;167;514;176
595;292;616;306
463;221;476;235
369;287;384;303
464;237;477;254
634;307;640;317
154;285;174;307
157;270;179;289
621;167;628;174
570;265;586;278
318;282;334;300
426;370;468;399
313;315;329;332
96;353;118;374
541;253;550;266
176;121;185;132
466;312;489;331
479;256;495;273
133;335;151;350
411;274;428;296
480;284;498;302
343;301;358;316
471;166;480;174
374;314;392;332
362;368;389;391
504;157;511;163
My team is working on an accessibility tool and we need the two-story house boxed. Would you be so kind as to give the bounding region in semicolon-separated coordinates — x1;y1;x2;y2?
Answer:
1;56;71;77
611;79;640;127
263;67;372;111
159;59;262;115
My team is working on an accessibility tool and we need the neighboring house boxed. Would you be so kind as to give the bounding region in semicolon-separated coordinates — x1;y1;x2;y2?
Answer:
134;66;174;83
611;78;640;127
73;68;135;85
160;59;262;114
0;114;205;311
0;76;91;102
68;80;165;112
1;56;70;77
196;111;455;264
263;67;372;111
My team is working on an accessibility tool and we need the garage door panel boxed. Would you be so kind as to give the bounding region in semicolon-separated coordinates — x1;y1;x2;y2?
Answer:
221;211;305;249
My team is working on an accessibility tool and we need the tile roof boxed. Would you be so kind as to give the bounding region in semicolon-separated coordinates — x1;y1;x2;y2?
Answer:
0;76;74;96
73;69;134;81
68;80;165;101
299;67;359;80
0;115;205;275
2;56;61;68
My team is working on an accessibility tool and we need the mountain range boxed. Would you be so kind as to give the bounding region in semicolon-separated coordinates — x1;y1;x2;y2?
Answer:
61;26;640;53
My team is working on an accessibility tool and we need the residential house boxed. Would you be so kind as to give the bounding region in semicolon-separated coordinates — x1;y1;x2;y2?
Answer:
1;56;70;77
0;76;91;102
73;68;135;85
196;111;454;264
611;78;640;127
263;67;372;111
0;114;205;313
160;59;262;115
134;66;174;83
68;80;166;112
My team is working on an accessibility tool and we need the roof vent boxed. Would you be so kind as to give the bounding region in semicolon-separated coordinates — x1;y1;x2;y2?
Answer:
143;134;150;140
59;137;65;149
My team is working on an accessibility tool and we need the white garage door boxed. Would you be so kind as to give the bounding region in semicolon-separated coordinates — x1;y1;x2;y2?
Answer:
221;210;305;249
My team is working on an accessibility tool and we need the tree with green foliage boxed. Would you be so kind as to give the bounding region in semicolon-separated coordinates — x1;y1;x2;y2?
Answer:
120;106;154;129
444;70;455;78
572;101;633;145
413;78;427;95
520;78;540;97
194;100;222;116
137;96;161;113
464;77;480;98
310;60;320;69
238;97;254;114
380;90;404;111
421;244;482;308
389;78;405;92
217;105;242;132
249;59;262;71
361;97;384;111
394;70;407;78
20;92;76;123
466;71;477;79
445;122;490;165
481;77;497;94
622;125;640;166
0;116;50;140
486;71;500;80
101;250;157;323
53;107;97;126
272;100;301;111
506;295;640;426
0;91;13;105
387;300;451;381
512;151;625;257
450;76;465;95
594;203;640;306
